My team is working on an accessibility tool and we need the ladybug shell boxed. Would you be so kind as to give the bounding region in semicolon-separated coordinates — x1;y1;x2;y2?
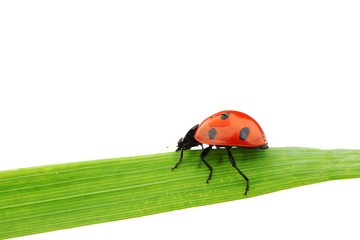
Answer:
194;110;267;148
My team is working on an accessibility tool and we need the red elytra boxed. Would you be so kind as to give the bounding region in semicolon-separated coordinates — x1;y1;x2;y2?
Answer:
194;110;267;148
172;110;268;195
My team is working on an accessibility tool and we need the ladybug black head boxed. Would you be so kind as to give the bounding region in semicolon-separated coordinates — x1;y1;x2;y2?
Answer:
176;124;201;151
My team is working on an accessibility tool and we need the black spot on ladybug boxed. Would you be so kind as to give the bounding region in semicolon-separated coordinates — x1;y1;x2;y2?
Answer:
208;128;217;140
221;112;230;120
239;127;250;140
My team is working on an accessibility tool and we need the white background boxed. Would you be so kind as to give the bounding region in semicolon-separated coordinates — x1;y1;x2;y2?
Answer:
1;0;360;239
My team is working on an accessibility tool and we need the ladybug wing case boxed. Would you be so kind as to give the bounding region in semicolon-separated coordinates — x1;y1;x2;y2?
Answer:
194;110;267;148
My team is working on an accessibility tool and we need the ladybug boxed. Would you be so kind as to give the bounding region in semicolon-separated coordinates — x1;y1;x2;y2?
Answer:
172;110;268;195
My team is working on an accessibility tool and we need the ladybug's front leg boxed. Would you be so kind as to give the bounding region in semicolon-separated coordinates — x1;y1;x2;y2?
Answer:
172;147;184;171
200;145;213;183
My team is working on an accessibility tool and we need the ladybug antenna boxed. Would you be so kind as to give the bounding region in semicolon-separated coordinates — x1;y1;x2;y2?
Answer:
175;124;201;152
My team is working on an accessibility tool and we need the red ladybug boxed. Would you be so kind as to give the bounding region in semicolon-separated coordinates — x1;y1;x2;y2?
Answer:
172;110;268;195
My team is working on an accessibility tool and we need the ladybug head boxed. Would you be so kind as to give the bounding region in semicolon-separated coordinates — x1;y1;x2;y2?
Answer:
176;124;201;151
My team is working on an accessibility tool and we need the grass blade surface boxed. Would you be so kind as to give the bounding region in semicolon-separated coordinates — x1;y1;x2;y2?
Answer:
1;147;360;239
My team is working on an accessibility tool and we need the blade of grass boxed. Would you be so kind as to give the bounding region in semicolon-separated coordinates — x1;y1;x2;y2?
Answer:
0;147;360;239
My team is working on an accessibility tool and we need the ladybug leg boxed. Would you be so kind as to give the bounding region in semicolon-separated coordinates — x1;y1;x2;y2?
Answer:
200;145;213;183
226;147;249;195
172;147;184;171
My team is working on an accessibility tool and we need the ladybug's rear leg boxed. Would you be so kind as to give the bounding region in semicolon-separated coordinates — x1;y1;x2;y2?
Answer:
226;147;249;195
200;145;213;183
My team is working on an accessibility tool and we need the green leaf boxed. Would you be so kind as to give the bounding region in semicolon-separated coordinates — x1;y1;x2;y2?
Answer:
0;147;360;239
